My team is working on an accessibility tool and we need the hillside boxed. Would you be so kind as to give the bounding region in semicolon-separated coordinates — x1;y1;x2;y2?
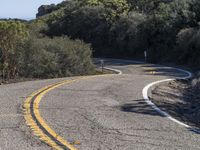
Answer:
36;0;200;68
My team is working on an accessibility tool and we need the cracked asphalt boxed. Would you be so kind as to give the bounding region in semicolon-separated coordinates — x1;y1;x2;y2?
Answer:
0;59;200;150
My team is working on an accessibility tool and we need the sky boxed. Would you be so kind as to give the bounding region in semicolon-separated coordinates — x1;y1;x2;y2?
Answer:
0;0;64;19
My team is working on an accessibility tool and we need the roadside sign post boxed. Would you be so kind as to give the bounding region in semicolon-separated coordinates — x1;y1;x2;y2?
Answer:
144;50;147;62
100;60;104;73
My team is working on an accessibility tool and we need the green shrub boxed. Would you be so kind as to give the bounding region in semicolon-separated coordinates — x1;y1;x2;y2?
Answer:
176;28;200;67
19;36;95;78
0;20;28;80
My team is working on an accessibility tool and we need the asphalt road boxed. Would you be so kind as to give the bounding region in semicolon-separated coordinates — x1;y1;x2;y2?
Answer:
0;59;200;150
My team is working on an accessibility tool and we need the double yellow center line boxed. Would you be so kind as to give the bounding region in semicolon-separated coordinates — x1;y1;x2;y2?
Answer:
23;75;111;150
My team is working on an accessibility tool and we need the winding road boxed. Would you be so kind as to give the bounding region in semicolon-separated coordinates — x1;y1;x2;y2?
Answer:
0;59;199;150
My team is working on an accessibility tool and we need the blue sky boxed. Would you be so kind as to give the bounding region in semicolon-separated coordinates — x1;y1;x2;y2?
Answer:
0;0;64;19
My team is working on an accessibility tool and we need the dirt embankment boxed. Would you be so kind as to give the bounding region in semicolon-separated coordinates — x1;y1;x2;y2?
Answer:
152;77;200;128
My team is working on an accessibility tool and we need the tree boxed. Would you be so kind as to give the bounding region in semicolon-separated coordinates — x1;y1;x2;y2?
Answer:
0;21;28;80
127;0;170;13
190;0;200;25
76;0;130;20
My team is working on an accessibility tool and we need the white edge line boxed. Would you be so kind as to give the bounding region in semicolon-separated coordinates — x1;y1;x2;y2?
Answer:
142;67;200;132
101;58;200;132
142;79;190;128
103;67;122;75
104;58;200;132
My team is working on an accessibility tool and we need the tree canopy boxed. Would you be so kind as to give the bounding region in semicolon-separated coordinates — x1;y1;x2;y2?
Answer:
40;0;200;67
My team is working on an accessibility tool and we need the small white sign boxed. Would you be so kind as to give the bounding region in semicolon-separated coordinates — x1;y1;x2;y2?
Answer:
100;60;104;66
144;51;147;58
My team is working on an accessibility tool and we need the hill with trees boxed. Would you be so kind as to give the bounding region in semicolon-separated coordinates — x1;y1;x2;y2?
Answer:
36;0;200;68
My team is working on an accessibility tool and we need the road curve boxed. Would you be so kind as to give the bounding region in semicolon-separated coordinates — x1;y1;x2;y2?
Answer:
0;59;199;149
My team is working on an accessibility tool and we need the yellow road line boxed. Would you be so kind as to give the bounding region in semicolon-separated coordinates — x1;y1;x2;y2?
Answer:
23;75;111;150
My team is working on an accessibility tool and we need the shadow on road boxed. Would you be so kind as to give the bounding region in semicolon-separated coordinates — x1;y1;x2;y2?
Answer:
119;99;163;117
119;99;200;135
142;65;187;78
